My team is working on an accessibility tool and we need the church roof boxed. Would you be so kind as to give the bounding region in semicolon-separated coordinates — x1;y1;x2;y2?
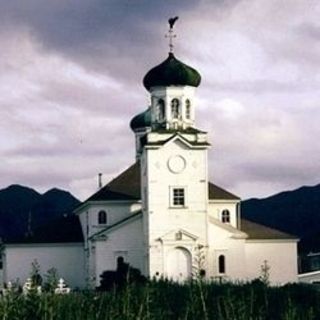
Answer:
143;53;201;91
130;108;151;131
84;162;239;203
6;215;84;244
240;218;297;240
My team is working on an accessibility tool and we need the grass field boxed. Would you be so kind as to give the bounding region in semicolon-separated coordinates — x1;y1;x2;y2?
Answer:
0;280;318;320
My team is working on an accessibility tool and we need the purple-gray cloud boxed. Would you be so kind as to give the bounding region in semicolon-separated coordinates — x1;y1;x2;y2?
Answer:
0;0;319;200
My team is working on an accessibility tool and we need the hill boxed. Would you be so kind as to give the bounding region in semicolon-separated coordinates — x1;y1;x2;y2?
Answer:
0;184;80;241
242;184;320;253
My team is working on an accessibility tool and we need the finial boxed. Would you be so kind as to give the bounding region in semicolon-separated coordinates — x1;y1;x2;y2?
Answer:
165;16;179;53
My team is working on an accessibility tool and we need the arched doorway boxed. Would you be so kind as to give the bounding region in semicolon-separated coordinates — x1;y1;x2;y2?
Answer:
167;247;192;281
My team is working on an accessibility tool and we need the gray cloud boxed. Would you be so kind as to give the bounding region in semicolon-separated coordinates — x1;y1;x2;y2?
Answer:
0;0;319;200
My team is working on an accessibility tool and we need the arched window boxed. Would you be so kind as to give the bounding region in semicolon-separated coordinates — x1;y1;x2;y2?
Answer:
98;210;107;225
221;209;230;223
157;99;165;121
185;99;191;119
218;255;226;274
171;98;180;119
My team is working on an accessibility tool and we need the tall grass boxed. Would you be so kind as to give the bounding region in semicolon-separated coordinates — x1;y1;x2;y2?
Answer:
0;280;319;320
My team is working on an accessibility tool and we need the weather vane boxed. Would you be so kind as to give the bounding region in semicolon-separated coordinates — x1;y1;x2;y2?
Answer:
165;16;179;53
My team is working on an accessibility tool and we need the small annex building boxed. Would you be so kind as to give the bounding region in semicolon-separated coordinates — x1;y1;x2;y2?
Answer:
1;216;86;289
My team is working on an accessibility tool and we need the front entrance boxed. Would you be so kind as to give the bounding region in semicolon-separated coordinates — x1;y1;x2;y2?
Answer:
167;247;192;281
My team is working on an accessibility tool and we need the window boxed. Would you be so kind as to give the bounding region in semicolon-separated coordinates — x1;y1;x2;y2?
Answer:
175;231;183;240
98;210;107;225
171;98;180;119
157;99;165;121
218;255;226;274
221;209;230;223
185;99;191;119
172;188;185;206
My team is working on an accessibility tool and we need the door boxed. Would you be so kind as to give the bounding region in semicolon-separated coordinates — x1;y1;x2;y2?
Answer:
167;247;192;281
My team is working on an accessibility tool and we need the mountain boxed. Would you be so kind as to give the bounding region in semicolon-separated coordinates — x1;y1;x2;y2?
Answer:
0;185;80;241
1;183;319;253
241;184;320;253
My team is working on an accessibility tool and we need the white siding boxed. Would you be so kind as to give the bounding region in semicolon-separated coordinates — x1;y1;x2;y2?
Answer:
245;241;298;285
94;216;144;287
3;243;85;289
208;221;247;280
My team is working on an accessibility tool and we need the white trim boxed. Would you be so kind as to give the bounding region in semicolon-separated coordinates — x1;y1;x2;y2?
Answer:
4;242;84;248
245;239;299;243
298;270;320;278
209;199;240;204
169;186;187;208
74;200;141;214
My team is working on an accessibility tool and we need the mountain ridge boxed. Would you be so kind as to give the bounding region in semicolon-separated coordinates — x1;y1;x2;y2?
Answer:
0;184;80;241
242;183;320;253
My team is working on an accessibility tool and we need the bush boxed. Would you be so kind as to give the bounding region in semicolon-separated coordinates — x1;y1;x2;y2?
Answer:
98;258;146;291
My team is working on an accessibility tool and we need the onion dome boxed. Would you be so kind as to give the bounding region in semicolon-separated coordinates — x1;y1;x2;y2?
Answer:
143;53;201;91
130;108;151;131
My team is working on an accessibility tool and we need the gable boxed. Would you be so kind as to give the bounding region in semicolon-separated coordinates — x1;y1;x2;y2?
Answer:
158;228;198;243
144;133;210;149
90;211;142;240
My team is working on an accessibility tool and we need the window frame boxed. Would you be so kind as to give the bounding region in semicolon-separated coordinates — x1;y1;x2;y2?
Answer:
170;186;187;208
98;210;107;225
157;98;165;121
221;209;230;223
185;99;191;119
218;255;226;274
171;98;180;119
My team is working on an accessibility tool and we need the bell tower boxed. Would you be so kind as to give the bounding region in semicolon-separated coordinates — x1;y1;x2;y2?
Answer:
130;19;210;279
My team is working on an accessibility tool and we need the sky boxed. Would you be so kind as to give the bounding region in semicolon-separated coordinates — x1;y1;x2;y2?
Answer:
0;0;319;201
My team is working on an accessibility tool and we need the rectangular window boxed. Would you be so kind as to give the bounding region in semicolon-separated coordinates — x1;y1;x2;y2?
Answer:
172;188;185;206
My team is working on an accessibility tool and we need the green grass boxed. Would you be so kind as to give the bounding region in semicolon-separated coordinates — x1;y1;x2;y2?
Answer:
0;280;319;320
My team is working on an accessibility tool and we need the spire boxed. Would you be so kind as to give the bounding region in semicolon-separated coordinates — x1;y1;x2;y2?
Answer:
165;16;179;53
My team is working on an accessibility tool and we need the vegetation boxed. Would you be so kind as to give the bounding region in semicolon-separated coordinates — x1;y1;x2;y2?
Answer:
0;280;319;319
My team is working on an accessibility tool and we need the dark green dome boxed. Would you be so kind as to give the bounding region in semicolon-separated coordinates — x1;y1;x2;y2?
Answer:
130;108;151;131
143;53;201;91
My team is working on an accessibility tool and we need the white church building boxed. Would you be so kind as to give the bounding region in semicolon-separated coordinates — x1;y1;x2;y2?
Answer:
74;43;298;287
2;31;298;289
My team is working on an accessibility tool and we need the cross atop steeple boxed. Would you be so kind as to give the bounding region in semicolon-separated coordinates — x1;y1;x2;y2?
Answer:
165;16;179;53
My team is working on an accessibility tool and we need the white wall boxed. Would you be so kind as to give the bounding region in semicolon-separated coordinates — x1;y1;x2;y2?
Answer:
142;138;209;276
245;240;298;285
3;243;85;289
78;201;141;244
208;201;239;228
94;216;144;287
208;220;247;280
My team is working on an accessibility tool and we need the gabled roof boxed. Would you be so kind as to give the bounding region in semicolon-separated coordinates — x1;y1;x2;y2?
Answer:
86;163;141;202
240;218;297;240
209;182;240;200
82;162;240;205
6;215;83;244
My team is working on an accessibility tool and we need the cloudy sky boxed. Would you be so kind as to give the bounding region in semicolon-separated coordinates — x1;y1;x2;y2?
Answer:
0;0;319;200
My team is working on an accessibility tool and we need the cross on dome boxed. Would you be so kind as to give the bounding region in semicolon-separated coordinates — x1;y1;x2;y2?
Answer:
165;16;179;53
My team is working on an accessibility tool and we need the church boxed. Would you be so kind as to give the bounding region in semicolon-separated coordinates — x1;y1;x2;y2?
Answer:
2;25;298;289
74;32;298;287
